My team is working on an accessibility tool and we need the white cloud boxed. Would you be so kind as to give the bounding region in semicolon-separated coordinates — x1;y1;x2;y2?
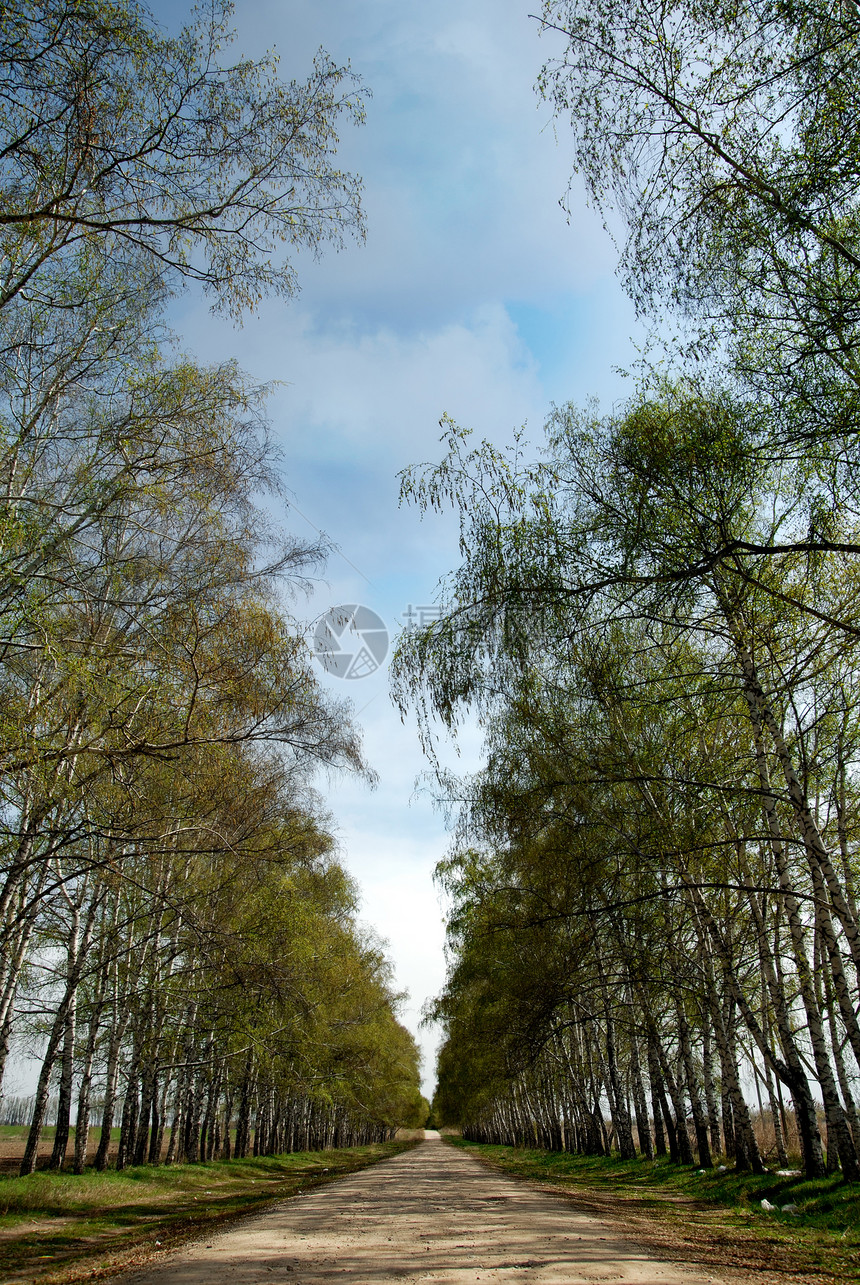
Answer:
175;299;549;589
277;304;542;459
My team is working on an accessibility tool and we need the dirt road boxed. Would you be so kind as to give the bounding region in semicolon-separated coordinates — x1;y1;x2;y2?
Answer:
118;1134;732;1284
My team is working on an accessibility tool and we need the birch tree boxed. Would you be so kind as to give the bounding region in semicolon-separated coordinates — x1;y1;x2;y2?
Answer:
0;0;365;317
399;388;860;1175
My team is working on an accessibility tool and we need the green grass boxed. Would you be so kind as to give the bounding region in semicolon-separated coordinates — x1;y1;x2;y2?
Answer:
0;1140;417;1284
448;1138;860;1281
0;1124;37;1139
0;1124;60;1142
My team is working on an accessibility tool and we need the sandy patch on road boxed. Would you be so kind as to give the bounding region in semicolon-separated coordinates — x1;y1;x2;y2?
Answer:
117;1135;734;1285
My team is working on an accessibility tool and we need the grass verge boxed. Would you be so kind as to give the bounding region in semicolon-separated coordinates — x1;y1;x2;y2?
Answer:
448;1138;860;1282
0;1139;417;1284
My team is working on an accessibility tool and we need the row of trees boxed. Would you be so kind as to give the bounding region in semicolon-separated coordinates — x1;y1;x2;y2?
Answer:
14;734;424;1175
402;393;860;1179
395;0;860;1179
0;0;423;1170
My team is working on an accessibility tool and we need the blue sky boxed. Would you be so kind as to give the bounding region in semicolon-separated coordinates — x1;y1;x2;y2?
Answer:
157;0;643;1096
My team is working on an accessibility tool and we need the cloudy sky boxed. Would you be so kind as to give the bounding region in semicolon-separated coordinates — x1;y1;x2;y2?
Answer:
162;0;643;1096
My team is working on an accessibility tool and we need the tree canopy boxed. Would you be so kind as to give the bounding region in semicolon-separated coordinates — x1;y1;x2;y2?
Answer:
0;0;366;317
537;1;860;406
402;387;860;1176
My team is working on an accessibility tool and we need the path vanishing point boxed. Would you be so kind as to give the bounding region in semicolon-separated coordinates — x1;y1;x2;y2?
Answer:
119;1135;731;1285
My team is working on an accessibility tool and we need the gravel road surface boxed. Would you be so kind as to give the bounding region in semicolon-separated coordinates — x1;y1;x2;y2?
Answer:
118;1134;732;1284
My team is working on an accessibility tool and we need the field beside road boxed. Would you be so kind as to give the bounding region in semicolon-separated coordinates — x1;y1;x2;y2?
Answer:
0;1141;416;1284
451;1138;860;1283
0;1126;124;1174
